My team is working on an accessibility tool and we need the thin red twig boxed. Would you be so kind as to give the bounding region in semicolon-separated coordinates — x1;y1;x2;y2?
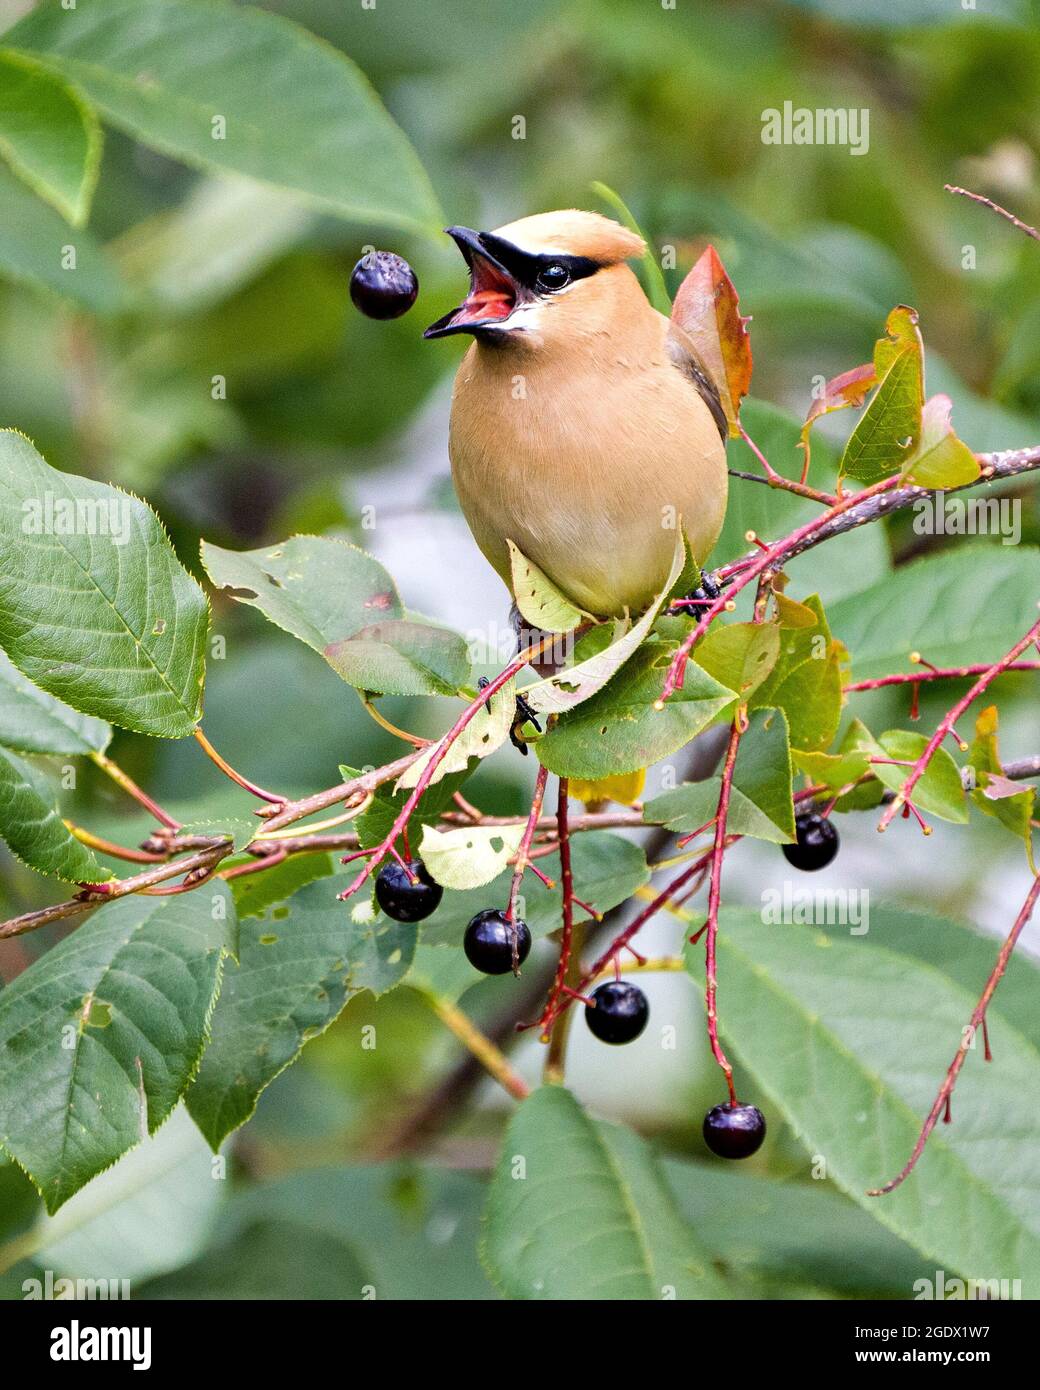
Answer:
193;727;285;806
702;718;743;1105
538;778;574;1040
845;661;1040;692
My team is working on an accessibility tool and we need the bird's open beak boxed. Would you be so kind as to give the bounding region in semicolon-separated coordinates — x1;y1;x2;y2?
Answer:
424;227;523;339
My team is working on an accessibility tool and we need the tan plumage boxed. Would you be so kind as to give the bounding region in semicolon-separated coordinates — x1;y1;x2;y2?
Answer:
431;210;728;619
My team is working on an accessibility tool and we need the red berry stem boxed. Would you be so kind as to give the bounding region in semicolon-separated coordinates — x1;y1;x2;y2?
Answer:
844;660;1040;693
506;763;550;927
869;869;1040;1196
702;717;744;1107
538;778;575;1042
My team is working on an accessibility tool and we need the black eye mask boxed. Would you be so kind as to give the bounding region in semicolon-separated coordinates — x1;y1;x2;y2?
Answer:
472;232;602;293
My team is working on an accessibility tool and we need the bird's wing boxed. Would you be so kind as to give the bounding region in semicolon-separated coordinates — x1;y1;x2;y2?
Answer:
664;319;728;442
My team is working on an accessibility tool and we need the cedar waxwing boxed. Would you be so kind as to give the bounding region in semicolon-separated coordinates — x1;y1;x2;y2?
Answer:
425;210;728;620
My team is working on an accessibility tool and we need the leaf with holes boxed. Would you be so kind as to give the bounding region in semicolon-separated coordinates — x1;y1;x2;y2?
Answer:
418;822;526;891
482;1086;730;1299
694;620;780;700
0;886;234;1212
0;432;208;738
0;748;109;882
0;649;111;755
186;878;415;1149
507;539;590;634
395;680;517;791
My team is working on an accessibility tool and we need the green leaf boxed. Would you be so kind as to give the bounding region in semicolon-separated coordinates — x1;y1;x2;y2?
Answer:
591;181;671;314
693;620;780;700
643;709;796;844
355;769;471;851
840;306;923;484
523;538;686;716
186;878;415;1149
507;539;589;634
0;887;234;1213
686;913;1040;1297
178;815;259;856
849;725;968;824
0;164;126;311
418;822;525;891
395;679;516;791
8;0;443;237
0;432;209;738
228;851;334;920
536;642;734;780
201;534;402;646
324;619;470;697
749;595;843;752
0;649;111;755
0;747;108;882
419;831;649;951
482;1086;730;1299
965;706;1035;858
901;394;980;488
791;745;871;791
829;546;1040;680
0;49;101;225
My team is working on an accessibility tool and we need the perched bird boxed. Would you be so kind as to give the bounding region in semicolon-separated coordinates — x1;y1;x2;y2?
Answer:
425;210;728;620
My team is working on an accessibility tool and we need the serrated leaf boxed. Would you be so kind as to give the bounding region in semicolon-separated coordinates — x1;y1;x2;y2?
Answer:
536;642;733;779
644;709;796;844
186;878;415;1148
482;1086;730;1299
840;306;924;484
749;594;842;752
201;534;402;648
418;822;525;891
0;887;234;1213
395;680;516;791
830;546;1040;680
8;0;443;237
694;620;780;699
523;538;686;716
686;913;1040;1297
0;747;108;882
0;49;101;225
325;619;470;697
0;649;110;755
901;393;980;488
669;245;752;437
0;431;208;737
507;539;589;634
179;815;258;854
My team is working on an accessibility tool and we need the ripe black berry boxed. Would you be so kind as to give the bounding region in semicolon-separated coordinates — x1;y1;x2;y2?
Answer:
349;251;418;320
702;1102;766;1159
464;909;531;975
782;811;839;872
584;981;649;1045
374;858;442;922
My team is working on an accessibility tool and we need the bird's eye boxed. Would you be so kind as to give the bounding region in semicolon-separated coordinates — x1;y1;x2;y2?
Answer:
537;263;570;292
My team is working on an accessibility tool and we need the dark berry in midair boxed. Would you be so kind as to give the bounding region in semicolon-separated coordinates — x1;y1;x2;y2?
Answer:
350;251;419;320
702;1102;766;1159
464;908;531;975
375;858;442;922
584;981;649;1045
782;811;839;872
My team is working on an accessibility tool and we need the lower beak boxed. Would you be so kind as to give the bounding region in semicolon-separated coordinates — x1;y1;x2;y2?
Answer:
424;226;522;339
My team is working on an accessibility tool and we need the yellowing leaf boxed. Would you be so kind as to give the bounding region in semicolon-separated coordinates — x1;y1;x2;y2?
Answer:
669;245;752;437
901;394;981;488
569;768;646;806
418;822;526;891
507;540;590;634
396;679;516;790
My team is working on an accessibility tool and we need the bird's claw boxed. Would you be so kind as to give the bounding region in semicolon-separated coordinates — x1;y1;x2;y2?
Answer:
510;692;542;754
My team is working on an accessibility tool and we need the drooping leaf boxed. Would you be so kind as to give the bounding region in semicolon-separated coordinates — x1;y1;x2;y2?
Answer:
324;619;470;697
965;706;1035;860
840;305;924;484
686;913;1040;1297
829;546;1040;680
0;432;208;738
669;244;752;437
535;641;733;780
482;1086;730;1299
0;887;235;1213
0;747;108;882
8;0;443;237
186;878;415;1149
798;360;876;478
644;709;796;844
901;394;981;488
0;49;101;225
418;822;525;891
507;539;589;635
0;649;111;756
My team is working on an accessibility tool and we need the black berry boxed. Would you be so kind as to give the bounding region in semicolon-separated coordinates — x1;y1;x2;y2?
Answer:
584;981;649;1045
782;811;839;872
464;909;531;975
349;251;418;320
374;858;442;922
702;1102;766;1159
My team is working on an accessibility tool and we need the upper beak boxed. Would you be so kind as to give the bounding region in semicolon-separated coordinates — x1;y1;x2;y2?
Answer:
424;226;522;339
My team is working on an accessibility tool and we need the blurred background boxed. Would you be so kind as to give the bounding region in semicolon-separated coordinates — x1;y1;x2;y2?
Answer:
1;0;1038;1299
